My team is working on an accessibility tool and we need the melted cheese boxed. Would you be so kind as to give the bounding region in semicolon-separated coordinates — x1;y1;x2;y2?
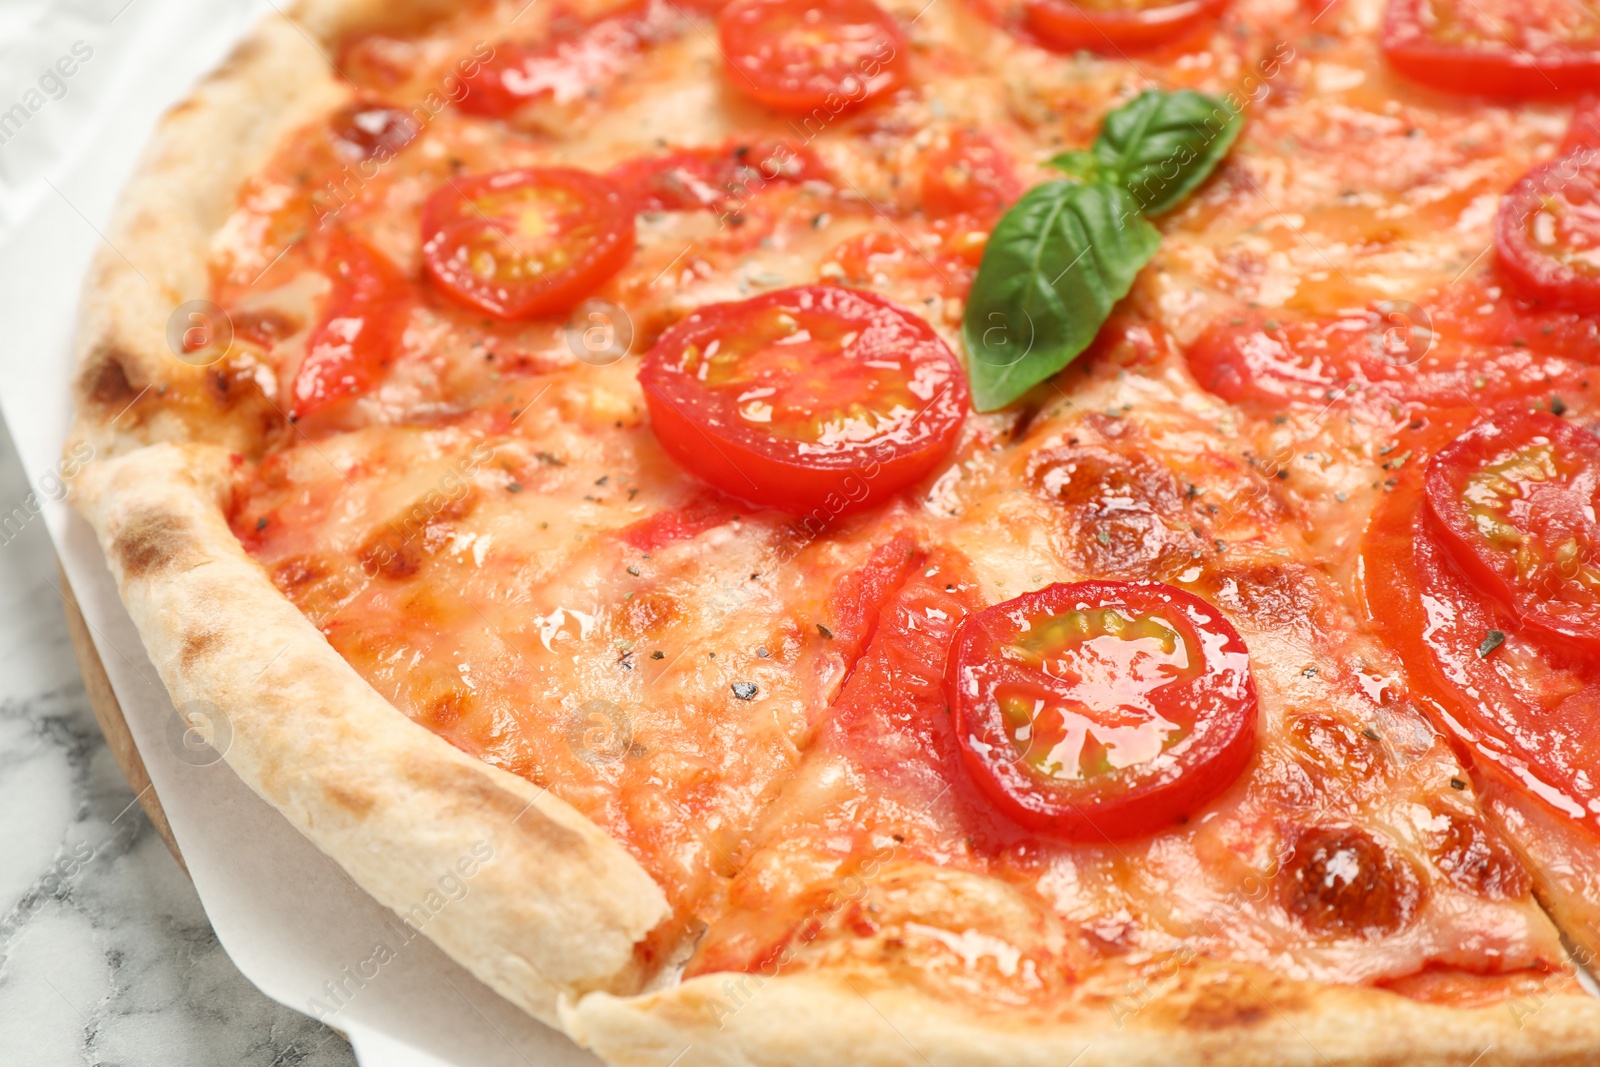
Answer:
204;0;1598;1010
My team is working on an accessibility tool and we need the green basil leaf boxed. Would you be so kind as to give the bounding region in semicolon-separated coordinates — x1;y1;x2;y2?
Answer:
1044;149;1101;184
961;181;1160;412
1085;89;1243;216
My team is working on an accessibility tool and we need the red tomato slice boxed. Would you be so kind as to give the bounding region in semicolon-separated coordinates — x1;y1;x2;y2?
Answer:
619;491;742;551
1361;423;1600;842
1495;150;1600;311
1185;307;1597;410
1024;0;1229;54
1425;409;1600;650
328;102;418;163
946;581;1258;841
420;168;635;321
823;531;923;678
638;285;968;514
1561;97;1600;155
290;231;412;419
717;0;907;115
1382;0;1600;99
1432;274;1600;360
920;129;1023;220
606;140;823;214
456;3;676;118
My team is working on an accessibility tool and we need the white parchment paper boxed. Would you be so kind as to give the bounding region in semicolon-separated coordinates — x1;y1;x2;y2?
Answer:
0;3;603;1064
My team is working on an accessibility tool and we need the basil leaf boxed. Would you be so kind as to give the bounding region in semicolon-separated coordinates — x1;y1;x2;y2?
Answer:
1085;89;1243;216
961;181;1160;412
962;89;1243;410
1044;149;1101;184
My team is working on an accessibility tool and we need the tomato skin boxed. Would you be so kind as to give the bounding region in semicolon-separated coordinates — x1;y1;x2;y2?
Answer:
827;228;979;301
946;581;1258;841
823;531;923;680
456;3;673;118
328;103;418;163
606;139;824;214
1424;409;1600;651
1360;421;1600;843
290;230;412;419
1185;308;1597;410
1382;0;1600;99
1494;151;1600;311
1023;0;1228;54
638;285;969;515
919;129;1023;221
1561;98;1600;155
420;168;635;321
717;0;907;115
619;492;742;551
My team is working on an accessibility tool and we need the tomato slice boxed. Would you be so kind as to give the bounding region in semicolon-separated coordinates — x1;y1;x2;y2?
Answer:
1425;409;1600;650
420;168;635;321
1185;307;1597;410
946;581;1258;841
290;230;412;419
919;129;1023;221
328;102;417;163
1495;150;1600;311
1561;97;1600;155
619;491;742;551
606;140;823;214
638;285;968;514
717;0;907;115
1361;421;1600;842
1023;0;1229;54
1382;0;1600;99
456;3;675;118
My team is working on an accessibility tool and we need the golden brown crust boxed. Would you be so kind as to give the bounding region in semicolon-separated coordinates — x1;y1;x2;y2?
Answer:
73;442;670;1024
566;964;1600;1067
70;10;348;457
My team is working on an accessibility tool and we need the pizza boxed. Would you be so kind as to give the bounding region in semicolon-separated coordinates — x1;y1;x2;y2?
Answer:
64;0;1600;1062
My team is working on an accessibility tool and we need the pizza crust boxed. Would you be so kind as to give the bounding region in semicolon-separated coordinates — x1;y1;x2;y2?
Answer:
69;446;1600;1063
69;12;348;457
64;0;1600;1062
566;963;1600;1067
73;442;671;1024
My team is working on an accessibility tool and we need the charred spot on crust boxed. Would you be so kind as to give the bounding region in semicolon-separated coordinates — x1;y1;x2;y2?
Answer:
1279;826;1421;938
1138;968;1308;1032
401;756;588;855
1428;811;1531;900
1176;976;1274;1031
79;346;135;407
112;509;200;578
179;628;222;669
324;782;376;818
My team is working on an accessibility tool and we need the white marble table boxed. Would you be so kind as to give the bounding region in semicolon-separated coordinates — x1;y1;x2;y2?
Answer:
0;413;358;1067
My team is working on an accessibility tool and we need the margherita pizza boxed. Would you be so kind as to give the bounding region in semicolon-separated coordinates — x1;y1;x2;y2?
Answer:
65;0;1600;1062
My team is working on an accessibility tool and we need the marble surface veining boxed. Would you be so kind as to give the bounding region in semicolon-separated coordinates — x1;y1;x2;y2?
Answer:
0;413;359;1067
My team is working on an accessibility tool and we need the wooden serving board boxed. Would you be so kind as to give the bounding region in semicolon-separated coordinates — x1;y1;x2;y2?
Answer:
57;562;188;873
